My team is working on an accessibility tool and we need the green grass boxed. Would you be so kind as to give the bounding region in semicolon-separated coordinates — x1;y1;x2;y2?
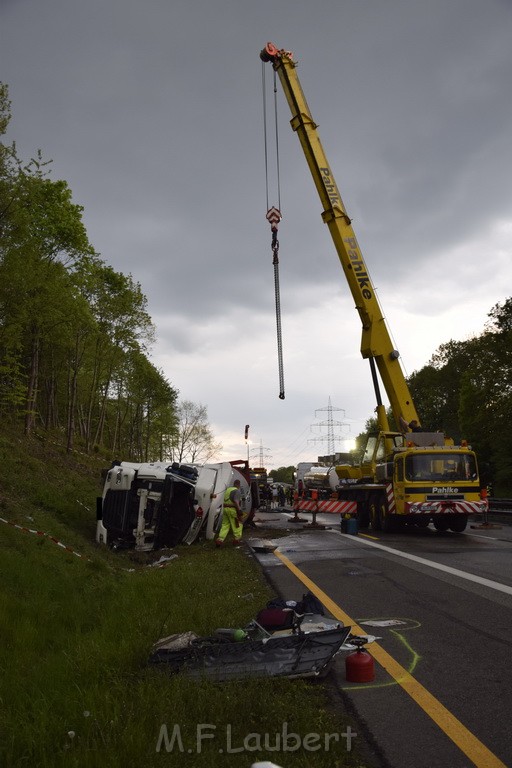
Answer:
0;427;369;768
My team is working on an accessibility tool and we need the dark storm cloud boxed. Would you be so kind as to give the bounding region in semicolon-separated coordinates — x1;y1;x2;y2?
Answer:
2;0;512;463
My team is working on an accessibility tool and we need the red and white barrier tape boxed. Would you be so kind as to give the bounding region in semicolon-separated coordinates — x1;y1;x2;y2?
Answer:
294;499;357;515
0;516;90;560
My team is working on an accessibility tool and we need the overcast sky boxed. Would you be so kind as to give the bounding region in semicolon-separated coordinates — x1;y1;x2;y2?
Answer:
2;0;511;470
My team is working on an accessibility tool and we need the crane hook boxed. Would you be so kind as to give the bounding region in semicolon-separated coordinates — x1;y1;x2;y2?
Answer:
266;207;285;400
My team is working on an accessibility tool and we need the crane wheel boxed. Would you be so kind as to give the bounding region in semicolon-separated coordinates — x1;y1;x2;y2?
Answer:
369;495;383;531
433;517;450;532
357;501;370;529
370;494;396;532
448;516;468;533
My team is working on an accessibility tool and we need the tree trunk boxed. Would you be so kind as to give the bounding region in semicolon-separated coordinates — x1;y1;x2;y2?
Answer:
24;333;40;435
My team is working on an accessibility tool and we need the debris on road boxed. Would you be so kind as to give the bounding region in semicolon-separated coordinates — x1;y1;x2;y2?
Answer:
148;591;376;681
148;625;352;681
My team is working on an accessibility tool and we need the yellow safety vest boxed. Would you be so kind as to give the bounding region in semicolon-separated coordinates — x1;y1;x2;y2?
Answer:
223;486;238;508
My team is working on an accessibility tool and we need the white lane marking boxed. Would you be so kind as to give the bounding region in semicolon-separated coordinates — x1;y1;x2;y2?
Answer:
331;530;512;596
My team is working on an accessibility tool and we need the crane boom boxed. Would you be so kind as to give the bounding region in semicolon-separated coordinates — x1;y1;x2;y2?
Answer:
260;44;485;535
260;43;419;430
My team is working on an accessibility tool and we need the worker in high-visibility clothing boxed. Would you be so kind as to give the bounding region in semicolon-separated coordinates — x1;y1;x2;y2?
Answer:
216;479;244;547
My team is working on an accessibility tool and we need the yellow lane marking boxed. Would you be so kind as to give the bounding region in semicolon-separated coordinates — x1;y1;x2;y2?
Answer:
357;532;380;541
274;549;506;768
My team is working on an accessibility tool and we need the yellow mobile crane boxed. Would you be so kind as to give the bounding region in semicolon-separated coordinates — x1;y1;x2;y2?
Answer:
261;43;486;532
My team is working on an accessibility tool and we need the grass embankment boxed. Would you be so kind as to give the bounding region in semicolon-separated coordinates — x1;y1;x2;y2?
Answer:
0;429;368;767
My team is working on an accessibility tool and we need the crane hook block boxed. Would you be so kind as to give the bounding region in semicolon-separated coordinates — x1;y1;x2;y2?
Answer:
260;42;278;62
260;43;293;63
266;207;282;231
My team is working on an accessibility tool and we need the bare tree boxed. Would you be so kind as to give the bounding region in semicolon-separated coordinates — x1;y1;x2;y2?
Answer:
171;400;222;464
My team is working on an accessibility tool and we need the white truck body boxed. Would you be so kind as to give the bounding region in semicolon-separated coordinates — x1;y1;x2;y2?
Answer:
294;462;324;491
302;466;339;493
96;460;251;550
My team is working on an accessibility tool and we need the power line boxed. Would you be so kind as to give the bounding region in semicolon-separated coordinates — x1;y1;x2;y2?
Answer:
308;397;349;454
250;438;272;468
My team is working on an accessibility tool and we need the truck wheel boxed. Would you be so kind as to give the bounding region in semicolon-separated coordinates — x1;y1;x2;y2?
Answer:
369;497;382;531
433;518;450;532
449;516;468;533
379;499;395;533
383;515;400;532
357;501;370;530
377;494;397;533
370;495;392;531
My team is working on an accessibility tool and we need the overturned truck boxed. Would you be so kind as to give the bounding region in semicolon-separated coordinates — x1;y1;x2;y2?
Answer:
96;459;252;551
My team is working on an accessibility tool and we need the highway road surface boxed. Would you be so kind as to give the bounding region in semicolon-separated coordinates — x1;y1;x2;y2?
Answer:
249;511;512;768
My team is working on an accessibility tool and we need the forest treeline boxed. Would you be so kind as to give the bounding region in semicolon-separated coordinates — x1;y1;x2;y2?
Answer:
0;83;179;461
355;298;512;496
1;83;511;491
407;297;512;495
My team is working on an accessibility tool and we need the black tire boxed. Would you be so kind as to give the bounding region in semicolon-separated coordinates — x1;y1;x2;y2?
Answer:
369;496;382;531
357;500;370;530
379;499;395;533
370;494;394;532
449;516;468;533
433;517;450;532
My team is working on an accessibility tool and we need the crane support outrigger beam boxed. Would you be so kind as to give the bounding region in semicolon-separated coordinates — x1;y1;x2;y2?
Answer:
260;42;419;430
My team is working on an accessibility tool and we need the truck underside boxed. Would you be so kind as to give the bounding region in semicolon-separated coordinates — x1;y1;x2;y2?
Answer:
98;463;202;550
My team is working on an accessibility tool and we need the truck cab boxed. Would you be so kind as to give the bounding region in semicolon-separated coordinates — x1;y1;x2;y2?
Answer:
96;460;252;551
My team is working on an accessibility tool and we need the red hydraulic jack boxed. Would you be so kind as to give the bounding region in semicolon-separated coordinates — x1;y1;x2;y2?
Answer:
345;637;375;683
303;490;327;530
290;491;307;523
470;488;501;530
